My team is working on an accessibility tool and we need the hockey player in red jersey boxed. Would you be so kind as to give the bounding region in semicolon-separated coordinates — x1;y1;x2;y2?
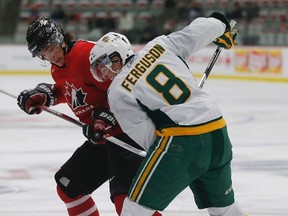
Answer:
16;17;161;216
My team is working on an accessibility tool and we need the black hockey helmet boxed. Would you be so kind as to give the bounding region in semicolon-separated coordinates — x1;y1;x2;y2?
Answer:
26;17;64;57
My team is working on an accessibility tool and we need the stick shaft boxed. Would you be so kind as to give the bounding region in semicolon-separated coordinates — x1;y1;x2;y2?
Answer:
198;47;222;89
41;106;84;127
0;88;146;157
198;20;237;89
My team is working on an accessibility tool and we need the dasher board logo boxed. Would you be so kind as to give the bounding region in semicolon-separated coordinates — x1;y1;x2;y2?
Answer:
64;82;88;110
235;49;283;74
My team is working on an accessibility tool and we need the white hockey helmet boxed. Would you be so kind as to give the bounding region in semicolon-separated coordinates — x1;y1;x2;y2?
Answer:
90;32;133;66
89;32;133;82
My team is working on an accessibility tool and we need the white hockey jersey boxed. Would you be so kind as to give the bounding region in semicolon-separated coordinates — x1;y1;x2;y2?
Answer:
108;17;227;150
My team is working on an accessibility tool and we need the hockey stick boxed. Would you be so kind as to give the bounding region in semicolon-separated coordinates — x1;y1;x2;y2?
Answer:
198;20;237;89
0;88;147;157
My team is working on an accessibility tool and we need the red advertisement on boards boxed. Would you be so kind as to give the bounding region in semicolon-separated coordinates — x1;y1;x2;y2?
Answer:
235;49;282;74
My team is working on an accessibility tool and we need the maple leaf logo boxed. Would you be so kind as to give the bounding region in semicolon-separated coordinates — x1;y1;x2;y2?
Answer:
64;82;88;110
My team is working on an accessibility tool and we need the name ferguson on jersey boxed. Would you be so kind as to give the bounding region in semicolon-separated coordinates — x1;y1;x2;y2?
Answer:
121;44;165;92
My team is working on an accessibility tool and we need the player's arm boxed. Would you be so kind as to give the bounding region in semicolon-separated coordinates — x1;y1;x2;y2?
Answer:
157;12;234;59
108;91;156;151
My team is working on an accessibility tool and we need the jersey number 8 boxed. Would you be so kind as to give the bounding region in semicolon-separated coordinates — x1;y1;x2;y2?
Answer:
146;65;191;105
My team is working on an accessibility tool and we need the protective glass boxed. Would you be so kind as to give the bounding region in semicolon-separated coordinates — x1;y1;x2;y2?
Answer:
32;31;64;58
92;54;112;68
90;52;120;82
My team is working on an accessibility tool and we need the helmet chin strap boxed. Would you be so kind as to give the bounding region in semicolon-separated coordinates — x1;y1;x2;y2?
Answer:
51;42;68;68
61;42;68;55
104;63;120;75
101;65;120;80
111;68;120;75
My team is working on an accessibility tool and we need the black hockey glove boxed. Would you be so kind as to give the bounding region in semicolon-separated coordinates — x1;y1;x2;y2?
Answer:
82;108;117;144
210;12;238;49
17;83;56;115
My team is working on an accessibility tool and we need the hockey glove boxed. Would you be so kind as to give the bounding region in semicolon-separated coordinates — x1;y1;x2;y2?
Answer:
210;12;238;49
17;83;56;115
213;29;238;50
82;108;117;144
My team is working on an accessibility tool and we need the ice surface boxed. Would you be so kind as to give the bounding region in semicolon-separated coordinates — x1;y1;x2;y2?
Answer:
0;75;288;216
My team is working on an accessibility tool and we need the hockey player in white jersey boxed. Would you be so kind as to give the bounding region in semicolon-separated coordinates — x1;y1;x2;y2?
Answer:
89;12;246;216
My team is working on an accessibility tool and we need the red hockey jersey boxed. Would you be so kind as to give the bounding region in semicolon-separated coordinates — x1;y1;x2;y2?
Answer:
50;40;122;136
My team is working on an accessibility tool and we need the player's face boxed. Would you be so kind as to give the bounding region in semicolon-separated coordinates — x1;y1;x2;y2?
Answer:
40;44;65;67
93;54;122;82
110;55;122;72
